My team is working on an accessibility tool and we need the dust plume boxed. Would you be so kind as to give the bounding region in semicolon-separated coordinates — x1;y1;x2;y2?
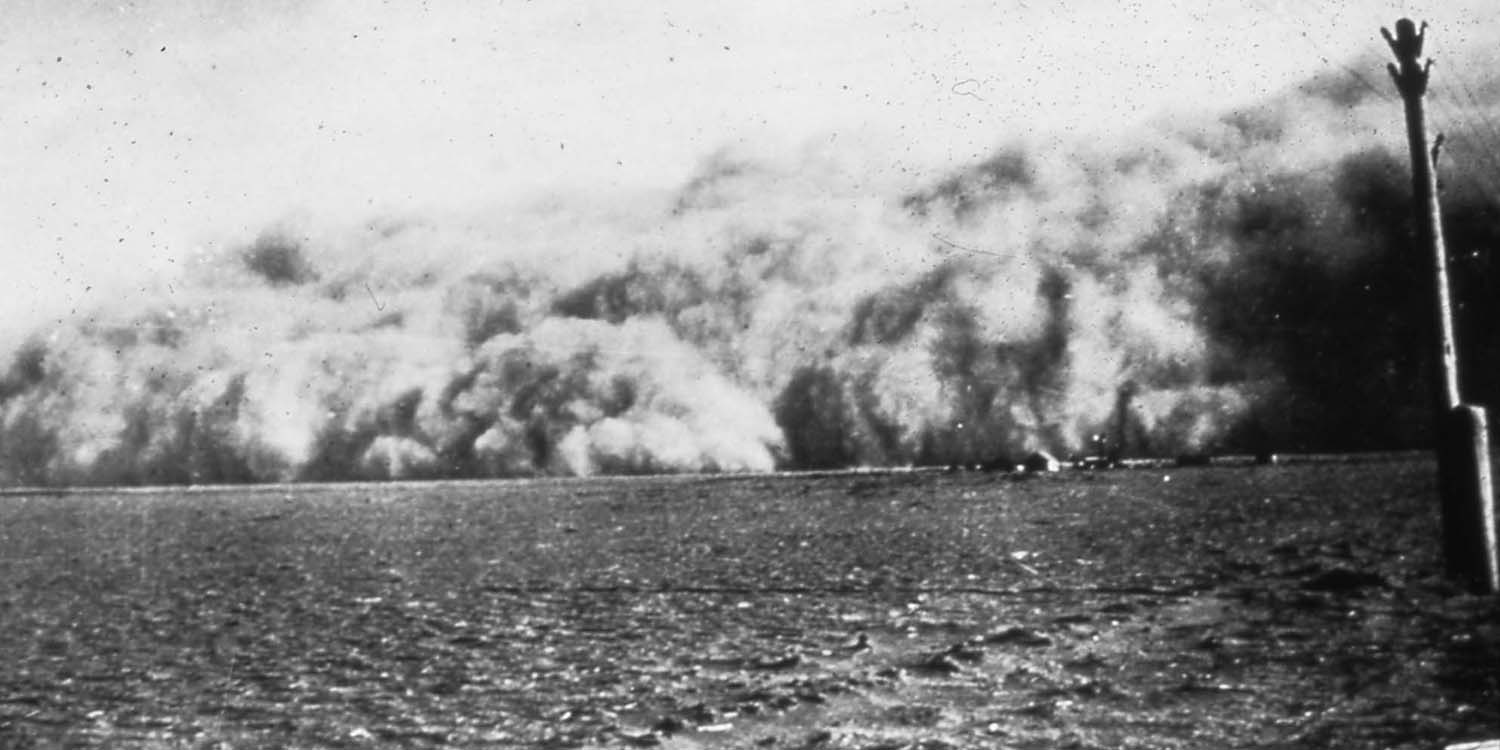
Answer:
3;66;1498;484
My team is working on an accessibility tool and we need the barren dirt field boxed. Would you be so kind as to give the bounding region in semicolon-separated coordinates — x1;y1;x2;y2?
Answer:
1;458;1498;749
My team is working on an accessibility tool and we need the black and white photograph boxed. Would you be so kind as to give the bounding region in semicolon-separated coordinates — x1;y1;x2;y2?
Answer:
2;1;1499;747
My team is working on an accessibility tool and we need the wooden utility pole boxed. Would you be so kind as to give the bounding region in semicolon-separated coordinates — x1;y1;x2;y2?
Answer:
1384;18;1500;593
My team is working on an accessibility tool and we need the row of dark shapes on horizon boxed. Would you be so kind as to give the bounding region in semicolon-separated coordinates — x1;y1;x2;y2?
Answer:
0;449;1437;495
806;447;1437;482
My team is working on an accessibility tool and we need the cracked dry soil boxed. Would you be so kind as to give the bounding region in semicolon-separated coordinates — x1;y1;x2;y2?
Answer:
1;458;1498;749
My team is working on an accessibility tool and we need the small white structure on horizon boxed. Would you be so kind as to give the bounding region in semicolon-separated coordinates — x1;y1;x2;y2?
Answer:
1021;450;1060;473
1445;740;1500;750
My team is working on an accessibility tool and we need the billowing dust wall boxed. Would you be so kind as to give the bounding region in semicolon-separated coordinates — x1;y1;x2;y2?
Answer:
3;78;1498;485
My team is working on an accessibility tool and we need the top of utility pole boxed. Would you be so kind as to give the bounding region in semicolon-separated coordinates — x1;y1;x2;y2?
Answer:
1383;19;1431;98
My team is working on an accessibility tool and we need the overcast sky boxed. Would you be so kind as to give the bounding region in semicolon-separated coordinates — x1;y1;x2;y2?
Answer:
2;0;1495;332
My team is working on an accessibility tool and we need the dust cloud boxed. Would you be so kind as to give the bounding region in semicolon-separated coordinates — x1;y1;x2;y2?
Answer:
3;66;1498;485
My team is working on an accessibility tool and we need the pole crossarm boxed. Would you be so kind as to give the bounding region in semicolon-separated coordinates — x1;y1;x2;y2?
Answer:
1383;19;1431;97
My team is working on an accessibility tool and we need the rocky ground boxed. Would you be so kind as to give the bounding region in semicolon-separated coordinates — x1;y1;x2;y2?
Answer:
1;457;1497;749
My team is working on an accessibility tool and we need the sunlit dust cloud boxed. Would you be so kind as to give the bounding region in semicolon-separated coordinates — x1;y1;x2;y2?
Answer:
6;52;1500;484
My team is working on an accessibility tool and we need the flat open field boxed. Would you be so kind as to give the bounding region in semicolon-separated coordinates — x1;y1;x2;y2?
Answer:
1;458;1498;749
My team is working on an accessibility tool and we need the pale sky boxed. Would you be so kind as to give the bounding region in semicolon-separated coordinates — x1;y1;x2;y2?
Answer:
1;0;1494;332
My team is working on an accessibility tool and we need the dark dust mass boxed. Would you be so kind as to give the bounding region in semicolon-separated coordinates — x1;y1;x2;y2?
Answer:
1;458;1498;749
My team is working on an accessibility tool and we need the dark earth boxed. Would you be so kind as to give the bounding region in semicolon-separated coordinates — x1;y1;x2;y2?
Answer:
1;457;1498;749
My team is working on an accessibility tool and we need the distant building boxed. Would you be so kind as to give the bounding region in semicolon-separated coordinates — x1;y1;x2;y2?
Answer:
1022;450;1060;473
